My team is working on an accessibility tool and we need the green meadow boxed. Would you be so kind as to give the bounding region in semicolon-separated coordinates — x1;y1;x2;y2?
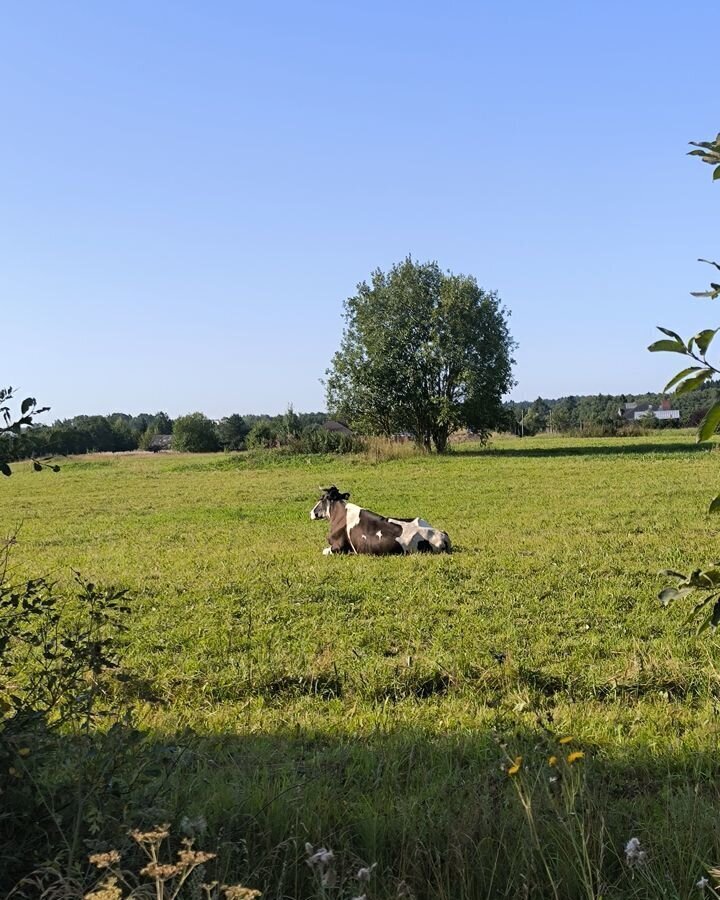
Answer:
4;432;720;898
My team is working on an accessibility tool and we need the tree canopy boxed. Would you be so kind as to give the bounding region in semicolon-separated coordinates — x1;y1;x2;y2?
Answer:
171;413;221;453
325;258;516;451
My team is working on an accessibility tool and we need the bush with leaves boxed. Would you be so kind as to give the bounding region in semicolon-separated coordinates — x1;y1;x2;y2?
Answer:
0;541;133;886
649;131;720;629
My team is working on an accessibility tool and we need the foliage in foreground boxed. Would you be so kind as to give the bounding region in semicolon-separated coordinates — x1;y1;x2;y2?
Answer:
0;386;55;475
649;130;720;630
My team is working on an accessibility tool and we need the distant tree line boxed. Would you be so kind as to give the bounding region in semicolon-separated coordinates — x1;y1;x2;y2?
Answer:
504;382;720;436
1;408;340;460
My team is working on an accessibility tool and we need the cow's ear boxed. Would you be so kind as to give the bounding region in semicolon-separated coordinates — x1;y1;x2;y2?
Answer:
341;492;350;500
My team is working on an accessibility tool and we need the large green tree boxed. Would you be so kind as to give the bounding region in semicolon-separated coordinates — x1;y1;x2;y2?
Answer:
325;258;516;451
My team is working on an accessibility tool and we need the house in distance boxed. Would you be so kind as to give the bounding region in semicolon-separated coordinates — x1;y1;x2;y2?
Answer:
618;400;680;423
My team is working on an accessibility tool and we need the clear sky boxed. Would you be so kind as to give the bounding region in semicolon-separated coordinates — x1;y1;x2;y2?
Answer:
2;1;717;420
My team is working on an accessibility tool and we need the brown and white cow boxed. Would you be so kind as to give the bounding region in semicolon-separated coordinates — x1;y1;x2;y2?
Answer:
310;486;451;555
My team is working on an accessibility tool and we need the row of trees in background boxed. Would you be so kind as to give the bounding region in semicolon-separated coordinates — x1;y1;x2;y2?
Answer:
504;383;720;436
1;407;336;460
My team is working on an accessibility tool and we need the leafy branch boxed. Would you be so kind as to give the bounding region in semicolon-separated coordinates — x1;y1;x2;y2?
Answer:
650;131;720;630
0;386;57;476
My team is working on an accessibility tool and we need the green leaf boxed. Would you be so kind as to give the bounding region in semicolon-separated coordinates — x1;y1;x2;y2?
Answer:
711;600;720;628
647;340;688;354
664;367;703;392
700;568;720;586
698;259;720;272
714;165;720;181
698;401;720;442
683;594;716;627
656;326;684;343
675;369;714;395
709;495;720;514
693;329;718;355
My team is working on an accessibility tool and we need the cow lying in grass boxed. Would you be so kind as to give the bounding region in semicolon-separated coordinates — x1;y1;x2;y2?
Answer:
310;486;451;555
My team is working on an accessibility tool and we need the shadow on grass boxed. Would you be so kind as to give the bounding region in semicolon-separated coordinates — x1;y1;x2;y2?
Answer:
460;441;711;459
4;721;720;900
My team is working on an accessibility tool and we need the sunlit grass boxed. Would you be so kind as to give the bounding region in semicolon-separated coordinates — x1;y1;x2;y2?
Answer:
3;431;720;897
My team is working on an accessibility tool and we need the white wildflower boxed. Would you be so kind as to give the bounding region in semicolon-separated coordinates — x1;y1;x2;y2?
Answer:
624;837;647;867
697;877;710;890
549;775;558;783
352;895;367;900
179;814;207;836
307;847;334;867
356;863;377;882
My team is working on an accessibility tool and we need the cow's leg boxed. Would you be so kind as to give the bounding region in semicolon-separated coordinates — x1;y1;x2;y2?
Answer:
322;547;333;555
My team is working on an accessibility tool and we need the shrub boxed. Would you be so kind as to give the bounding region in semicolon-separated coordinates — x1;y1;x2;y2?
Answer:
291;424;364;454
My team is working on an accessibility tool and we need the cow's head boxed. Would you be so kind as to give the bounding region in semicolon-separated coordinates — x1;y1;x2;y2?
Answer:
310;485;350;520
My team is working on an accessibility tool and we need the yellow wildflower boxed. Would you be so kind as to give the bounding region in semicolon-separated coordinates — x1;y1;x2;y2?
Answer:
548;755;558;767
507;756;522;775
18;747;30;757
567;751;585;764
8;767;20;778
559;736;573;745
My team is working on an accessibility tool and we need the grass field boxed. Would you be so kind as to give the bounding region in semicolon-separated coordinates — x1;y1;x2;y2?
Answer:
4;432;720;898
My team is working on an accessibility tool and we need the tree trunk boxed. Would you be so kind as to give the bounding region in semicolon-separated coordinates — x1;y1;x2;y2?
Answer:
433;429;449;453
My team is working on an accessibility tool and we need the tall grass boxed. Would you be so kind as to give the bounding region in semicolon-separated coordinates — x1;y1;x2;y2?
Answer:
361;435;427;463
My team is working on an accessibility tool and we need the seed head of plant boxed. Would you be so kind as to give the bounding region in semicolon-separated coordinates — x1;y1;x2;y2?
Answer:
84;877;123;900
140;862;182;880
177;848;216;868
89;850;121;869
222;888;262;900
130;824;171;844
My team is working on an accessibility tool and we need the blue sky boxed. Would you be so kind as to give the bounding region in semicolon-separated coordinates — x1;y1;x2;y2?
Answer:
2;1;717;420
